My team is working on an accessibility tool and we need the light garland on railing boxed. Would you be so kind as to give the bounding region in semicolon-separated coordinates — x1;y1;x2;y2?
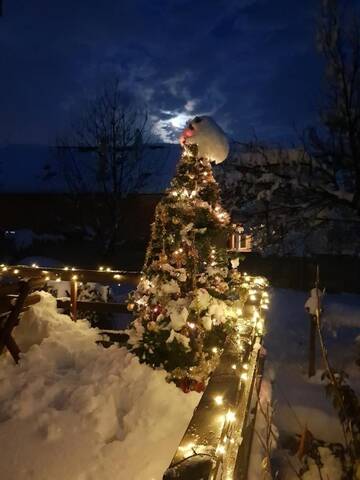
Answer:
0;264;131;285
166;274;270;480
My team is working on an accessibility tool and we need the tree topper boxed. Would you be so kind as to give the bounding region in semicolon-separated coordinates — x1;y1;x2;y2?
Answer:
180;116;229;164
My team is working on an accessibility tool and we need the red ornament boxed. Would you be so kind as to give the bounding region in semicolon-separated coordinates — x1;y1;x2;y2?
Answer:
179;128;194;145
177;378;191;393
192;380;205;393
176;377;205;393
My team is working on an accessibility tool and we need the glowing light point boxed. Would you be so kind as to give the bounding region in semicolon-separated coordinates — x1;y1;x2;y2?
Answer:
225;410;236;423
216;445;226;455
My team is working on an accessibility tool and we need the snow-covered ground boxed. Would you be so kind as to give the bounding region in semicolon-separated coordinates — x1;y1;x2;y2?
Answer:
264;288;360;479
1;287;360;480
0;293;200;480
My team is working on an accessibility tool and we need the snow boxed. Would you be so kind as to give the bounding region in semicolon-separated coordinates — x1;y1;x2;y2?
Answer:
3;285;360;479
166;329;191;350
6;229;65;250
168;303;189;331
264;288;360;477
182;116;229;164
304;287;323;315
0;292;200;480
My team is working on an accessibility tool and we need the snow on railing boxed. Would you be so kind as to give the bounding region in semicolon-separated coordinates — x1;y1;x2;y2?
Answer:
0;264;140;321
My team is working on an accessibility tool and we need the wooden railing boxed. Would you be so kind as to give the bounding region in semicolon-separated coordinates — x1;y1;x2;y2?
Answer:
0;277;47;362
163;283;268;480
0;265;139;354
0;264;140;321
0;264;140;285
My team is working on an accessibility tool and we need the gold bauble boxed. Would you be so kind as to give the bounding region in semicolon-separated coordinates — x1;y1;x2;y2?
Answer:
159;253;168;263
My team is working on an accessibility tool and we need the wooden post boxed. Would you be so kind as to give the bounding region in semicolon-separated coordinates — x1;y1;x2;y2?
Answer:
308;315;316;378
70;279;78;321
308;265;320;378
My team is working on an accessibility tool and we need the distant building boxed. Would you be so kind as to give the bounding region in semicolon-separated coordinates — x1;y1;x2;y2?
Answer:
228;224;252;253
0;143;252;265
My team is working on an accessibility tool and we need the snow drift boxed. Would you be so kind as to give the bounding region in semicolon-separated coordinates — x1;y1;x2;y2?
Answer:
0;292;200;480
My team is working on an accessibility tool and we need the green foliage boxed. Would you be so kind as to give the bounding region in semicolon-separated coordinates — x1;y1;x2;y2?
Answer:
126;143;245;388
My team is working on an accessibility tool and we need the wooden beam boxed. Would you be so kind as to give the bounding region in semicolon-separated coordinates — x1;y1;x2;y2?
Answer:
70;280;78;322
0;281;30;359
0;293;41;315
1;265;140;286
57;299;129;314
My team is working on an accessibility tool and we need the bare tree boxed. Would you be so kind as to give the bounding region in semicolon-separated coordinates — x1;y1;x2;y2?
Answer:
56;79;152;257
220;1;360;255
305;0;360;214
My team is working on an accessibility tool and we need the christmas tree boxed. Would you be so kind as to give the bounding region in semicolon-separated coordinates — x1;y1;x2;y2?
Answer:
126;118;245;391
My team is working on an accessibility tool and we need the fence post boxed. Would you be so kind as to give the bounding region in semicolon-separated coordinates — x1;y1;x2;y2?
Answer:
70;279;78;321
308;316;316;377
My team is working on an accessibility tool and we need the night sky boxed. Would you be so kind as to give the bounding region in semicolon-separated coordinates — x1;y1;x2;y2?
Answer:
0;0;347;146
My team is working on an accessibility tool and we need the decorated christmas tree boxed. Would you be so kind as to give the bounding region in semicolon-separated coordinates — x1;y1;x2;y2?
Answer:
126;117;245;391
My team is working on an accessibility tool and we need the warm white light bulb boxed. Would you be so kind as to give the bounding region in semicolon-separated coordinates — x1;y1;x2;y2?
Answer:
214;395;223;405
216;445;226;455
225;410;236;423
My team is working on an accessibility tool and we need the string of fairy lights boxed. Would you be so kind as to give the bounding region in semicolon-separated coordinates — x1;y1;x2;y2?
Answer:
167;275;269;480
0;263;128;286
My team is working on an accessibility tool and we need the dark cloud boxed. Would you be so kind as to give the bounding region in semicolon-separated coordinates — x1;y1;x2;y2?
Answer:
0;0;344;145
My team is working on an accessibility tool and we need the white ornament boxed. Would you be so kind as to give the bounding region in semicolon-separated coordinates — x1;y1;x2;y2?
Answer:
181;116;229;164
166;329;191;350
160;279;180;295
231;257;240;269
202;315;212;331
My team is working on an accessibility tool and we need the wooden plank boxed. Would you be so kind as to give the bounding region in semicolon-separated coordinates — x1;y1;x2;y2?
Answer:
308;316;316;377
57;299;129;314
5;335;21;363
163;332;261;480
1;265;141;286
233;343;265;479
0;283;20;296
70;280;78;322
0;281;30;359
0;293;42;315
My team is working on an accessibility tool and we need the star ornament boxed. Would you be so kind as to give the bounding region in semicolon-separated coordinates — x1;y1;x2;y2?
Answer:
180;116;230;164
